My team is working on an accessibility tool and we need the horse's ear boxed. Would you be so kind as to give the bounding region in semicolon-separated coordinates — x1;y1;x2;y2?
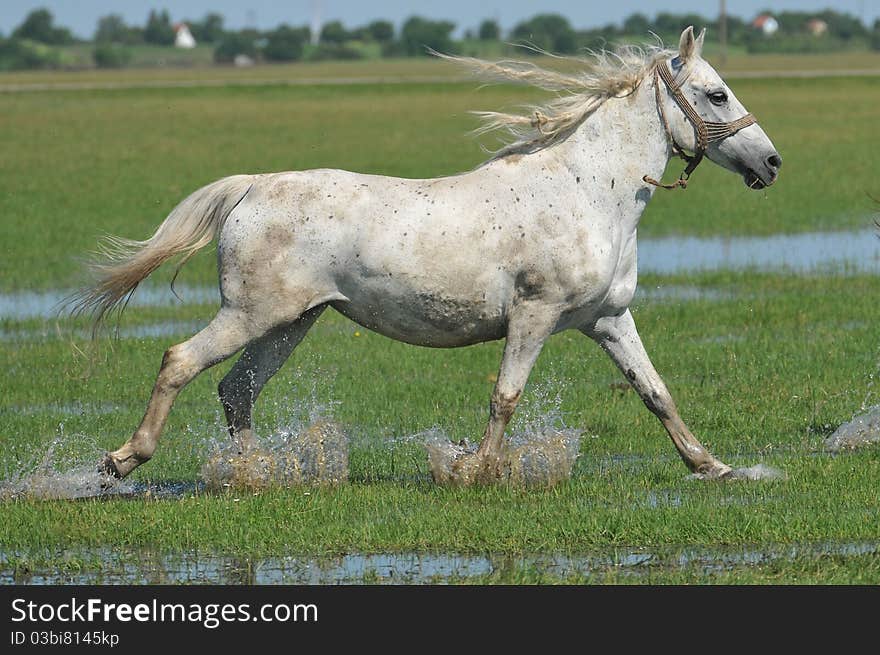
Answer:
678;26;705;61
695;27;706;55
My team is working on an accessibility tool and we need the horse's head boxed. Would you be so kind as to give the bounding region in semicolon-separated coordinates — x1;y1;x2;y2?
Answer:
653;26;781;190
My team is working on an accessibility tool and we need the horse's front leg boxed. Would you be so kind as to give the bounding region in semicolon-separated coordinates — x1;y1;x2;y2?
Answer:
582;309;732;478
451;304;558;484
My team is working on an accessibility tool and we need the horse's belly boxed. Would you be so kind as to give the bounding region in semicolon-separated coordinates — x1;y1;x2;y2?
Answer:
330;284;506;348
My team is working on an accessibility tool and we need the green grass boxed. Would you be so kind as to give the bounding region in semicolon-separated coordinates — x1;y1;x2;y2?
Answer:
1;75;878;292
1;69;879;583
53;43;217;70
3;48;878;85
2;272;879;583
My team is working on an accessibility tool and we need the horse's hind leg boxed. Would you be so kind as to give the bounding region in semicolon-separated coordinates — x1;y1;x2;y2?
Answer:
100;307;265;479
218;305;326;452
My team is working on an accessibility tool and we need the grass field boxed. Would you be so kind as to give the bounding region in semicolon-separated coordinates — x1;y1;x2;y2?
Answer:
1;73;878;291
2;49;878;87
1;58;879;584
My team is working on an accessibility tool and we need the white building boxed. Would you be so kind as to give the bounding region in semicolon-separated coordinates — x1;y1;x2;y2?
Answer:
174;23;197;49
752;14;779;36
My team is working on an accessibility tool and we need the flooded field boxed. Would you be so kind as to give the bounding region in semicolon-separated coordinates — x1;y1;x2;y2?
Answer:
1;228;876;323
638;228;880;275
2;228;878;584
4;541;878;585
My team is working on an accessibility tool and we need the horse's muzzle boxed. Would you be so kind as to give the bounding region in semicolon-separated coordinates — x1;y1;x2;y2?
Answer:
743;151;782;190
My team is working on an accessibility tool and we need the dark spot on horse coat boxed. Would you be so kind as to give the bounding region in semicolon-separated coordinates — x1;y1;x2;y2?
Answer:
265;224;293;247
514;270;545;299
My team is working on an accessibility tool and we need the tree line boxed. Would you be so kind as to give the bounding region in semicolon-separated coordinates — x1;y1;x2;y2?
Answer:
2;7;879;71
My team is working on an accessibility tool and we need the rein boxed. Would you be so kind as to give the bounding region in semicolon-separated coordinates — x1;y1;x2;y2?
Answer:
643;60;756;190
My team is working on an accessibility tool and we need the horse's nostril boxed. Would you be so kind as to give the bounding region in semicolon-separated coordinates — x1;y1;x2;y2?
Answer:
766;153;782;170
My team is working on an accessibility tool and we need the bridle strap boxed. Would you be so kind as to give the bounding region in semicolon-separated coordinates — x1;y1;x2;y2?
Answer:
644;60;756;190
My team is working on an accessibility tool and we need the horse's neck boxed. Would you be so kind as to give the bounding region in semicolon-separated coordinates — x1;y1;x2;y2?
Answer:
543;77;669;228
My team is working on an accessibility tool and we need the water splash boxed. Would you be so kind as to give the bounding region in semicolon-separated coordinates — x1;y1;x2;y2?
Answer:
824;405;880;452
201;420;349;491
0;427;134;500
424;381;582;487
689;462;784;481
725;463;785;481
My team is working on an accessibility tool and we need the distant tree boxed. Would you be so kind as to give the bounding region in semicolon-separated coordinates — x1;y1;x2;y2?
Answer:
214;31;258;63
873;19;880;50
188;13;224;43
320;20;349;44
93;43;133;68
622;13;651;36
366;20;394;43
94;14;129;43
311;42;364;61
721;15;749;45
263;24;308;61
0;38;61;71
652;12;709;39
143;9;174;46
575;25;619;51
478;19;500;41
511;14;576;53
400;16;457;55
814;9;866;39
12;8;73;45
0;35;63;69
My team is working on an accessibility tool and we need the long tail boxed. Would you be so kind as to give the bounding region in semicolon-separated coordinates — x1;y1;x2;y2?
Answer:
67;174;255;332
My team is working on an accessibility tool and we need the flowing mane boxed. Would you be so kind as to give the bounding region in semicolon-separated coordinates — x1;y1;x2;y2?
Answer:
435;44;672;157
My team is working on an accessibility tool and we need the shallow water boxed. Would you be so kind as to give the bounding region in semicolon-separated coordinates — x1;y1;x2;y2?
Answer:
637;228;879;275
2;229;877;321
201;420;350;490
424;428;582;487
690;463;785;481
825;405;880;452
425;382;583;487
0;283;218;321
4;540;877;585
0;431;137;501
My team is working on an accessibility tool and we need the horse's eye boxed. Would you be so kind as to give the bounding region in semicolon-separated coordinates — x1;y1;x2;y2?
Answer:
708;91;728;105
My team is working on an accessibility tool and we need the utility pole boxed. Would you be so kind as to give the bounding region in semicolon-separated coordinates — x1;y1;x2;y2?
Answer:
311;0;323;45
719;0;728;66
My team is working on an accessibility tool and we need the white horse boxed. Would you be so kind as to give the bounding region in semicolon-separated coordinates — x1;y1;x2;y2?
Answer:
72;28;781;483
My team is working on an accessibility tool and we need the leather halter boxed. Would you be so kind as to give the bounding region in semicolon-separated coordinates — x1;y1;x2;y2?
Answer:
644;60;756;190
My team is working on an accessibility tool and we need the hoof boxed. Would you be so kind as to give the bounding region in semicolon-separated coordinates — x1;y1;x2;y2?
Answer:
444;451;504;486
690;462;733;481
98;453;123;479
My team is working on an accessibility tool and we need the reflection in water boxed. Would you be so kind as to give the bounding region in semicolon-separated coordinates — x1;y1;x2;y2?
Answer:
4;541;878;585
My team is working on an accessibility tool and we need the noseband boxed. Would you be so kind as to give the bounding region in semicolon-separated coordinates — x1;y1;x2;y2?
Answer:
643;60;756;190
